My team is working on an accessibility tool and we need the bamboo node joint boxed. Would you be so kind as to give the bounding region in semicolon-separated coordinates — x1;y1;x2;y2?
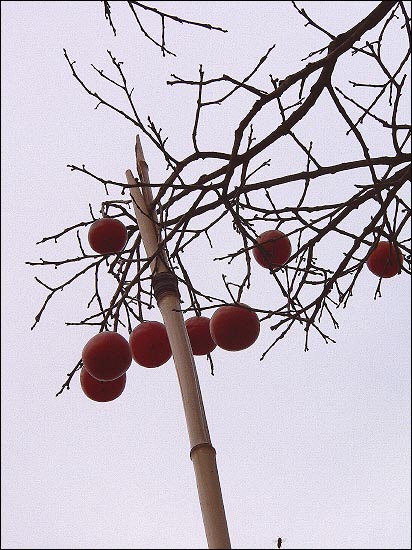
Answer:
153;272;179;302
190;442;216;460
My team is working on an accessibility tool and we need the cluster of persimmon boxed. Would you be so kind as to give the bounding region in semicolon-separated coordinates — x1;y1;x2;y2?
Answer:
81;220;404;402
80;309;260;402
80;322;171;402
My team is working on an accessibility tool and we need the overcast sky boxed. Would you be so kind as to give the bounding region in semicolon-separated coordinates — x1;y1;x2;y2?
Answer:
1;1;411;549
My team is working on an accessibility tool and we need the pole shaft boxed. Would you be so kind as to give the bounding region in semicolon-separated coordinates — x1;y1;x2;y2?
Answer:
126;139;231;548
191;445;231;549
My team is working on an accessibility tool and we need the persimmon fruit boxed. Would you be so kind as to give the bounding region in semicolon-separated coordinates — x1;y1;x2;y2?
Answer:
82;331;132;381
88;218;128;255
210;303;260;351
253;229;291;269
80;368;126;402
129;321;172;368
185;316;216;356
366;241;403;278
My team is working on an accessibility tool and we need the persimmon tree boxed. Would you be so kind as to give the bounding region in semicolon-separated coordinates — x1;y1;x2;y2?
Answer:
27;0;411;397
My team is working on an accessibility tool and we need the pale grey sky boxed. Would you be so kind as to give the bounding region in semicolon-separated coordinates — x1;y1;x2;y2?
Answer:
1;2;411;549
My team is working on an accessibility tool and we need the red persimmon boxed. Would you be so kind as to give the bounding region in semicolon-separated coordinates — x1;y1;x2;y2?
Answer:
253;229;291;269
129;321;172;368
80;368;126;402
366;241;403;278
185;316;216;356
88;218;128;255
210;303;260;352
82;331;132;381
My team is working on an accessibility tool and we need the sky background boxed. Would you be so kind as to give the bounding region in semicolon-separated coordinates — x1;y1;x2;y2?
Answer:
1;1;411;549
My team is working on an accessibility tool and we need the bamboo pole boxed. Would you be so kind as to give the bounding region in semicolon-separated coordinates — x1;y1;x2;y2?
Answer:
125;136;231;549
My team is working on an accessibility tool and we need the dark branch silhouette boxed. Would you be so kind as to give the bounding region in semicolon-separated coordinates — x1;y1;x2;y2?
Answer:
27;1;411;396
